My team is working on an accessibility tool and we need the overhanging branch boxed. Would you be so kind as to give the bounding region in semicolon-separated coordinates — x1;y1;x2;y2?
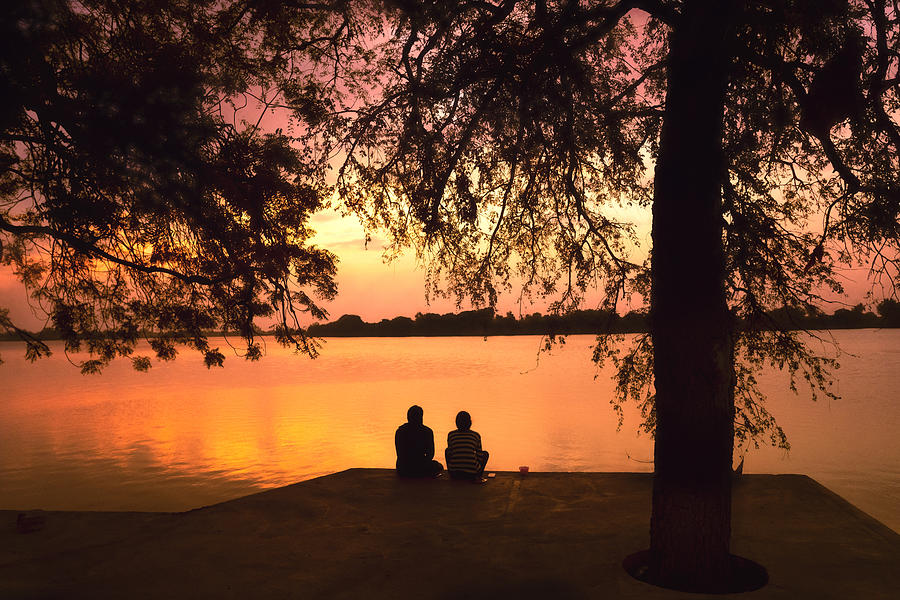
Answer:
0;217;234;286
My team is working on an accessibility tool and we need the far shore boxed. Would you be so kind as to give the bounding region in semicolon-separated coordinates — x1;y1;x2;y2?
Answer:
3;302;899;342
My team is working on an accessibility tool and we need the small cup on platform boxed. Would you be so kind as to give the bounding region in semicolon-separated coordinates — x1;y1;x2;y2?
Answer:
518;466;529;474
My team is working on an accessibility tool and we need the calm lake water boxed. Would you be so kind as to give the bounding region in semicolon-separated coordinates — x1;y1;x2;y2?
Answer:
1;331;898;532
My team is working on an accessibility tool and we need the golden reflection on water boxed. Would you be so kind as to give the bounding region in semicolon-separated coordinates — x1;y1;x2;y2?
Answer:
0;332;897;532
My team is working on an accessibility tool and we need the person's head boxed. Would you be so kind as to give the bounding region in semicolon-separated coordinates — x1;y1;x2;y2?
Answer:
407;405;424;424
455;410;472;431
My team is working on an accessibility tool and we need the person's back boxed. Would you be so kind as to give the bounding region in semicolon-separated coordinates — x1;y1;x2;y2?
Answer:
395;405;443;477
445;410;489;481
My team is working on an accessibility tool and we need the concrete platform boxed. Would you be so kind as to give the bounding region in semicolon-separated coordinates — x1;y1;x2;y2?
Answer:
1;470;897;599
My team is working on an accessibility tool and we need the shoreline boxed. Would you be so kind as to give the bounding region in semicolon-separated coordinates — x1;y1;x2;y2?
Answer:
3;324;900;343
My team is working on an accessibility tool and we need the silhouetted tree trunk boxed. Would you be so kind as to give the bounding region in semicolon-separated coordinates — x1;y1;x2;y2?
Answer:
649;1;736;590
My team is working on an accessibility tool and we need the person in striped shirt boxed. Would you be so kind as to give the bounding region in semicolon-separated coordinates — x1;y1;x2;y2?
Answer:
445;410;489;481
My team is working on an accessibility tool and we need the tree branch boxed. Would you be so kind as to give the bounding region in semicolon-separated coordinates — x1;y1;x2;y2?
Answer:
0;217;234;286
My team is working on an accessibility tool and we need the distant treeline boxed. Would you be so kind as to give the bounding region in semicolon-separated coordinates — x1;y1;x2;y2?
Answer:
4;300;899;342
308;308;647;337
308;299;900;338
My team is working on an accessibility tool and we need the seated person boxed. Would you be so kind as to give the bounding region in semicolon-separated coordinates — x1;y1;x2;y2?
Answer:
395;405;443;477
445;410;489;481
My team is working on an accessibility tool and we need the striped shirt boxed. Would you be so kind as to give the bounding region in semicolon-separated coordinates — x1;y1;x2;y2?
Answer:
446;429;483;475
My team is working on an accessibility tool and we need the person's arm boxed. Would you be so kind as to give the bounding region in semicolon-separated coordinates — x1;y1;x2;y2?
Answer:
474;432;482;452
425;427;435;460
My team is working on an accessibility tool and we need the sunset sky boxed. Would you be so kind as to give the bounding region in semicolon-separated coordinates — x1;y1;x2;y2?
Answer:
304;202;652;323
303;201;876;324
3;17;883;334
0;200;879;332
0;88;882;332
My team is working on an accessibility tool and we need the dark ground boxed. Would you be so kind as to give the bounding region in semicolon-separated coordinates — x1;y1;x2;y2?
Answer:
2;470;898;599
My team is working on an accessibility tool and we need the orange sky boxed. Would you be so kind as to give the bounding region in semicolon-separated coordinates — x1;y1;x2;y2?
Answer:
305;203;652;324
1;9;889;334
0;201;881;333
304;203;877;323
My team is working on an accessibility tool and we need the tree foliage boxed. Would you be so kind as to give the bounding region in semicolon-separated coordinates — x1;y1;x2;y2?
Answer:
0;0;360;371
324;0;900;452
